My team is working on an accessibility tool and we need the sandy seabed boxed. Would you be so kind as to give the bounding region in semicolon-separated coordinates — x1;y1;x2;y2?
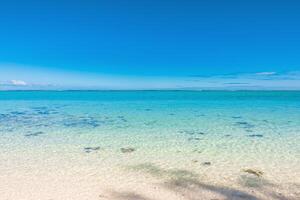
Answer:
1;149;299;200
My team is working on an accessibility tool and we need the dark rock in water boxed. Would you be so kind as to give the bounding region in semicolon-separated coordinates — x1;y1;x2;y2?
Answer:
31;106;48;110
11;111;27;115
144;109;152;111
120;118;128;122
63;117;102;128
232;116;242;119
236;122;248;125
180;130;205;135
117;116;128;122
235;121;255;129
24;131;44;137
247;134;263;138
37;111;50;115
202;162;211;166
243;169;264;177
225;134;231;137
169;113;175;116
193;149;202;153
188;137;202;141
185;131;195;135
0;113;10;120
84;146;100;153
121;147;135;153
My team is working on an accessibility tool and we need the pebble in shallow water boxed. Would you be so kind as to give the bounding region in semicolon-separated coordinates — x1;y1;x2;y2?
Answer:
243;169;264;177
202;162;211;166
121;147;135;153
188;137;202;141
84;146;100;153
232;116;242;119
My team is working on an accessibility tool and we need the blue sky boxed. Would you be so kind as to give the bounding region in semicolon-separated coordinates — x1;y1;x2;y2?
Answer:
0;0;300;90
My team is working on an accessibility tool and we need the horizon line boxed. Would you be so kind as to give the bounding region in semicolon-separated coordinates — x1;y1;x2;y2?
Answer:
1;89;300;92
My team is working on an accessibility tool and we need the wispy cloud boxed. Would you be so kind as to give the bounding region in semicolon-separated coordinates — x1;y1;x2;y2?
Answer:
10;80;27;86
1;62;300;90
184;71;300;90
255;72;277;76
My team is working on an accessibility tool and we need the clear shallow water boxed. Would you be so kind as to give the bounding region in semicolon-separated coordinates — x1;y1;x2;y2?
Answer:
0;91;300;199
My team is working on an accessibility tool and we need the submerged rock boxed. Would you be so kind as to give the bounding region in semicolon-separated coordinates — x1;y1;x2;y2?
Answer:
235;121;255;129
247;134;263;138
232;116;242;119
188;137;202;141
202;162;211;166
192;149;202;153
84;146;100;153
24;131;44;137
243;169;264;177
63;117;102;128
11;111;27;115
121;147;135;153
180;130;205;135
117;116;128;122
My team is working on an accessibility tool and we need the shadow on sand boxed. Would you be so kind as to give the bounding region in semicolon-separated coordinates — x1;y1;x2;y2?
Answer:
108;163;298;200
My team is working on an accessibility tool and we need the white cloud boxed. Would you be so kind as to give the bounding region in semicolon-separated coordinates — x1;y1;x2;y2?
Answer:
255;72;277;75
10;80;27;86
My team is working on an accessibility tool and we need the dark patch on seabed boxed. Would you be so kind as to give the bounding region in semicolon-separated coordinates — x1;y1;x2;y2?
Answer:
195;114;205;117
235;121;255;128
63;116;102;128
117;116;128;122
144;120;157;126
234;121;256;134
247;134;264;138
232;116;242;119
31;106;60;115
10;111;27;115
24;131;45;137
179;130;205;135
0;106;61;129
63;115;128;128
121;147;135;153
188;137;202;141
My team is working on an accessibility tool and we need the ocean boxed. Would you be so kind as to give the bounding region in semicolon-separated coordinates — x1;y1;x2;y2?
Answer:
0;91;299;200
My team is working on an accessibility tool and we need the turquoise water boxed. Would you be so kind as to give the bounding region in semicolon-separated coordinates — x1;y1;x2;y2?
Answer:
1;91;300;199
